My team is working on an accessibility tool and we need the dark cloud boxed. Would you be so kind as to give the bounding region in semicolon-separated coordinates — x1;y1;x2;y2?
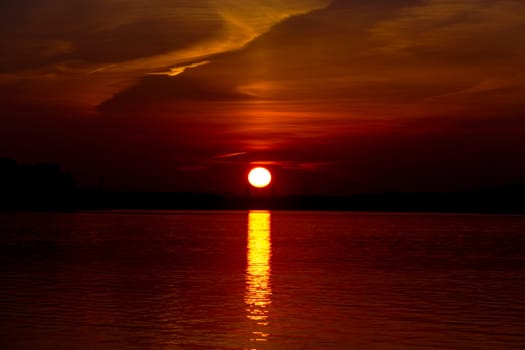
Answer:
97;73;251;114
0;0;223;72
96;0;525;122
71;18;223;64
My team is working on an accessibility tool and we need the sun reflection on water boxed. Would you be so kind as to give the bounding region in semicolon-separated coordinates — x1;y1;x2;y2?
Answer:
245;210;272;344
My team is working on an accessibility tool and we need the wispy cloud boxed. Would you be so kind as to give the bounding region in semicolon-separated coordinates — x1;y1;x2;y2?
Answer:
369;0;525;56
213;152;248;159
147;60;211;77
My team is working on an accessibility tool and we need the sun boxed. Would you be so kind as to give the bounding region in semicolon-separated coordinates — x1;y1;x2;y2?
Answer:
248;167;272;188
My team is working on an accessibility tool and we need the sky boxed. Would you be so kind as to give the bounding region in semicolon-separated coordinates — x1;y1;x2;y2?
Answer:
1;0;525;195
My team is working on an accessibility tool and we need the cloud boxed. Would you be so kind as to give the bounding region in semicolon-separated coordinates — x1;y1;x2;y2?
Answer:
4;0;524;111
98;0;525;117
425;77;525;107
369;0;525;58
94;0;525;167
147;60;211;77
213;152;248;159
0;0;329;109
0;0;223;72
2;0;525;193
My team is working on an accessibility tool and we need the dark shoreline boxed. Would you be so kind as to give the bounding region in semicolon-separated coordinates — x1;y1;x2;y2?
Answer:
2;157;524;213
2;188;524;214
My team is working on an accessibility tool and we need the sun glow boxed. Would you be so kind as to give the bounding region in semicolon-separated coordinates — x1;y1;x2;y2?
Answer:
248;167;272;188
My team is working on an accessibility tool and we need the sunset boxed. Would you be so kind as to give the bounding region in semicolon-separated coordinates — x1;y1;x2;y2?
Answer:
1;0;524;195
248;167;272;188
1;1;525;349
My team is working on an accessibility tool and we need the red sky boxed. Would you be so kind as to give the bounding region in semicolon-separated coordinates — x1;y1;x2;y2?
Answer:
1;0;525;194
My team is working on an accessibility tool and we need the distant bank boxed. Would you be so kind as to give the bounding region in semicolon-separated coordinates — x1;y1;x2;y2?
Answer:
2;189;523;214
75;188;525;214
1;157;524;213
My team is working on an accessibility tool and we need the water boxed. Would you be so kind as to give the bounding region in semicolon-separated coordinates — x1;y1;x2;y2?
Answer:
1;211;525;349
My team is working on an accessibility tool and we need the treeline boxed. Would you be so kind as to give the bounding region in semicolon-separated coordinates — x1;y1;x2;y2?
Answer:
86;189;525;213
0;158;76;210
1;157;524;213
257;188;525;213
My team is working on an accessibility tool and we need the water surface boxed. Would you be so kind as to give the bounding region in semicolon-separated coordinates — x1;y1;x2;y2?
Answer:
1;211;525;349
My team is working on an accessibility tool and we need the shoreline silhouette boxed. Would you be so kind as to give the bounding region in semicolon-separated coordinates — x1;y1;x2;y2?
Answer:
1;157;524;213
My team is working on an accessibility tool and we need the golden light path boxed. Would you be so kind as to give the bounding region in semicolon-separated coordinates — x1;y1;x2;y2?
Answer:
245;210;272;344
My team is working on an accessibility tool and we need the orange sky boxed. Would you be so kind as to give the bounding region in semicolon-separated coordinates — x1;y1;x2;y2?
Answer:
1;0;525;194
